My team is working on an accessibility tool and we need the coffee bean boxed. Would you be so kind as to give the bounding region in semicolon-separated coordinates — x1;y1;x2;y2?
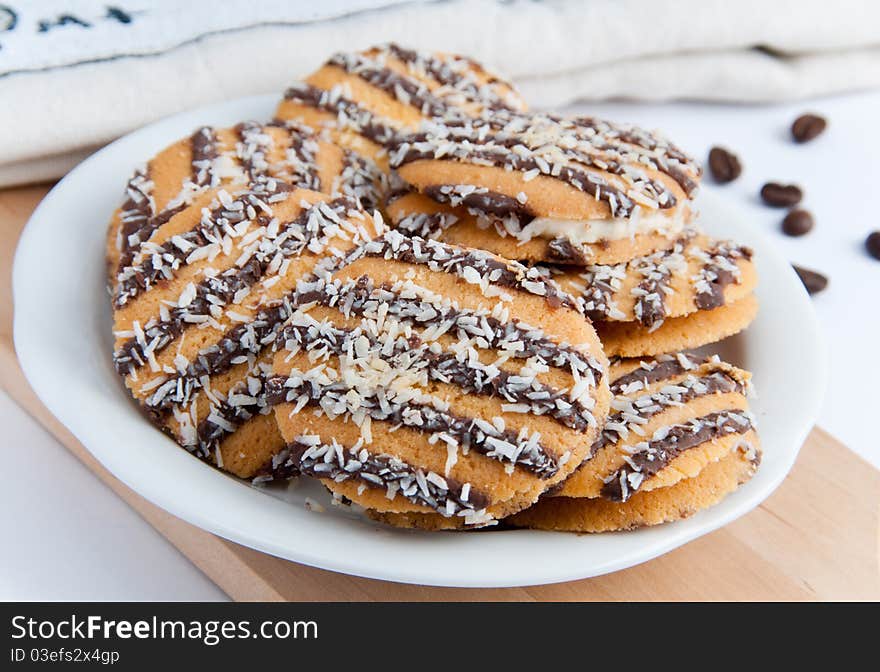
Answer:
791;114;827;143
792;264;828;295
761;182;802;207
782;209;814;237
866;231;880;261
708;146;742;183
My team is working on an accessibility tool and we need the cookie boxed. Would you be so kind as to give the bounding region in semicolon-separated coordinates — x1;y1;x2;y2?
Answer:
555;352;757;501
110;184;384;479
267;230;611;528
107;120;384;283
596;293;758;358
275;43;527;168
542;231;756;329
386;112;702;264
505;447;760;532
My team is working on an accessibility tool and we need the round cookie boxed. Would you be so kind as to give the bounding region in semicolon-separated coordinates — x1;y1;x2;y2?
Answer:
596;293;758;358
107;120;384;285
555;352;757;502
542;232;756;329
110;185;384;479
505;446;760;533
266;230;611;528
387;112;702;265
275;43;527;169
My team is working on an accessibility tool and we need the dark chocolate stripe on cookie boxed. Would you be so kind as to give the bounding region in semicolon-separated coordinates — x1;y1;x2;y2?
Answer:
336;150;384;211
394;211;459;238
600;409;755;502
270;120;322;192
113;196;357;375
193;373;274;460
281;437;492;519
236;122;273;182
609;354;708;395
190;126;219;187
632;260;673;330
694;241;753;310
119;202;188;270
118;169;155;248
423;185;533;219
264;376;559;477
282;83;401;146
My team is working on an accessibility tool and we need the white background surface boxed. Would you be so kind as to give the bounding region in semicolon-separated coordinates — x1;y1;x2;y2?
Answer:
3;91;877;600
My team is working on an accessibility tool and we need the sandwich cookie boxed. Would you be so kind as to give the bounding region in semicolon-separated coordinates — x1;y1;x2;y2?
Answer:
386;112;702;265
266;230;611;528
110;184;385;479
507;352;760;531
276;43;526;171
107;120;384;284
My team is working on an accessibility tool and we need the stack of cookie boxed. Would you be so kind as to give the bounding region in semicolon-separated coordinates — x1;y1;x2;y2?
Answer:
106;43;761;534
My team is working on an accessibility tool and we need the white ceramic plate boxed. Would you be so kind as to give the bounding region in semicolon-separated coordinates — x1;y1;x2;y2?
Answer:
13;95;826;588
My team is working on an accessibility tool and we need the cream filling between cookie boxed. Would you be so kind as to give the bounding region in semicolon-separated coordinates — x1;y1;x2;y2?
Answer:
515;207;689;246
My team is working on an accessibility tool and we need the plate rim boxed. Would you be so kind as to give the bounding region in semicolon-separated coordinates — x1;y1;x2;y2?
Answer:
12;94;827;588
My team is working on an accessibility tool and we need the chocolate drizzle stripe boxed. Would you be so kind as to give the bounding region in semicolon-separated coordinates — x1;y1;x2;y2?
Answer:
271;120;322;192
632;260;673;330
277;438;492;521
600;409;755;502
113;196;357;375
190;126;219;187
335;150;384;212
264;376;559;477
693;241;753;311
395;211;459;238
424;185;533;219
236;122;273;182
273;319;598;432
282;83;400;146
192;370;274;459
609;354;710;395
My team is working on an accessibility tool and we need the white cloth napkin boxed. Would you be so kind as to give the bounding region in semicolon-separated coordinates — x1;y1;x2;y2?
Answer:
2;0;879;186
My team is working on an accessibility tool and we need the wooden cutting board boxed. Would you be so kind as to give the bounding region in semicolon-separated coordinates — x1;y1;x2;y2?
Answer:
2;185;878;601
